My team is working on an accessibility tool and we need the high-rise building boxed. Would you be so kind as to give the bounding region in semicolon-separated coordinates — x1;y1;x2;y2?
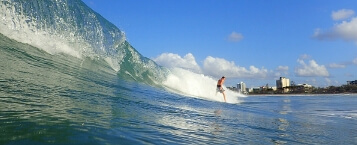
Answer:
237;82;246;94
276;77;290;93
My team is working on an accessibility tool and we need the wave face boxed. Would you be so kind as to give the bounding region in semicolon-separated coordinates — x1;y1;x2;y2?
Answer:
0;0;243;101
0;0;167;85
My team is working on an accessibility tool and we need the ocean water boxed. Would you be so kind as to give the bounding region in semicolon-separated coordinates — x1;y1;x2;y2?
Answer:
1;34;357;144
1;0;357;144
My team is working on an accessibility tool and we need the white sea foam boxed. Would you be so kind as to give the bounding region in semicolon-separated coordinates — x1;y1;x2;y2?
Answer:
163;68;246;104
0;27;84;58
0;2;85;58
0;1;125;72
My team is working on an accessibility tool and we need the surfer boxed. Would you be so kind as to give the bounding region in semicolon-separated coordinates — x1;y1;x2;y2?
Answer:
216;76;226;102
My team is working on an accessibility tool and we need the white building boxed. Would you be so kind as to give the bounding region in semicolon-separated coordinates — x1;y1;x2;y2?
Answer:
297;84;312;88
276;77;290;93
237;82;246;94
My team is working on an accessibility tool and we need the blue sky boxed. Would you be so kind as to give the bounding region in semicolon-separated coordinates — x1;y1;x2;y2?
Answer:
82;0;357;88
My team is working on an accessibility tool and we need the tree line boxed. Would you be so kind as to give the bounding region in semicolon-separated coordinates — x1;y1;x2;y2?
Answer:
249;84;357;94
311;85;357;94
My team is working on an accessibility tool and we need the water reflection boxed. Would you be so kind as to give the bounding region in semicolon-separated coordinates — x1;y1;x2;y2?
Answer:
278;118;289;132
272;98;291;144
211;109;222;135
215;109;222;114
279;99;291;115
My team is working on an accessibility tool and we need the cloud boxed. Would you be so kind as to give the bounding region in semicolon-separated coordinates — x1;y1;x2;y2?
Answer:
332;9;355;21
326;58;357;68
227;32;243;42
153;53;201;73
299;54;311;60
313;16;357;42
154;53;278;79
295;59;329;77
328;63;346;68
202;56;268;78
274;66;289;77
276;66;289;71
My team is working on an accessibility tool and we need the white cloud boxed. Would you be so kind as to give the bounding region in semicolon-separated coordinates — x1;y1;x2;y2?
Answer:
314;17;357;42
313;28;333;40
332;9;355;21
299;54;311;60
276;66;289;71
202;56;268;78
275;66;289;76
328;63;346;68
227;32;243;42
334;17;357;40
153;53;201;73
295;59;329;77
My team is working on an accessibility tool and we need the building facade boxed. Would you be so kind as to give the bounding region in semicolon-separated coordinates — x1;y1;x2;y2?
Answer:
276;77;290;93
237;82;246;94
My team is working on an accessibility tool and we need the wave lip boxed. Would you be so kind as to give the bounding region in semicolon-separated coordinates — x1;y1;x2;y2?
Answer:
0;0;126;59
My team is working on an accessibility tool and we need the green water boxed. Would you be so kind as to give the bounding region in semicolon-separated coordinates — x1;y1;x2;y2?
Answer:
1;34;357;144
1;0;357;143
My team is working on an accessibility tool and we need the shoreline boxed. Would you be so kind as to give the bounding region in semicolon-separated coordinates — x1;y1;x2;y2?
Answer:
246;93;357;97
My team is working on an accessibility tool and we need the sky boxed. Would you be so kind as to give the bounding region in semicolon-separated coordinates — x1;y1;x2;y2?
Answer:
82;0;357;88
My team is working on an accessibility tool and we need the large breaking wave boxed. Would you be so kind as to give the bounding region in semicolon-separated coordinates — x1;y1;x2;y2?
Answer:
0;0;243;103
0;0;167;85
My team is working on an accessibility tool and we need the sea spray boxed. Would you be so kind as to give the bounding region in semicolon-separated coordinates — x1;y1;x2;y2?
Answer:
163;68;246;103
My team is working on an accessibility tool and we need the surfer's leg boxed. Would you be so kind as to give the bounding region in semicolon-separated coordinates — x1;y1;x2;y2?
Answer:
222;91;226;102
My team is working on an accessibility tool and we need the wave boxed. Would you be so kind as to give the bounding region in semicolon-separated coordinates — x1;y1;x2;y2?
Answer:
0;0;167;85
163;68;246;103
0;0;245;102
0;0;122;58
